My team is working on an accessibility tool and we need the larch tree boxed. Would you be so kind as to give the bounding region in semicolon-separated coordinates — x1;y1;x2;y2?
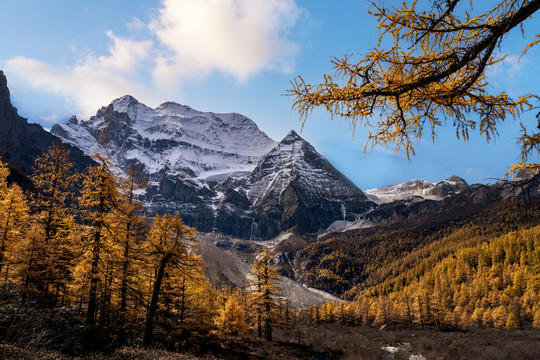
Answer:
288;0;540;179
79;154;123;326
31;141;78;244
30;142;79;304
0;160;28;282
116;163;147;325
142;213;198;348
178;268;217;332
248;249;281;342
214;297;248;337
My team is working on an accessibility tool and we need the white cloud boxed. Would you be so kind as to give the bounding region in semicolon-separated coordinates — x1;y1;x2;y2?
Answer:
6;33;153;118
150;0;301;88
98;32;153;74
5;0;303;118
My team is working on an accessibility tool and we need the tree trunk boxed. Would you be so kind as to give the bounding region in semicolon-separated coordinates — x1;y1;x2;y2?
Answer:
180;277;185;326
21;238;36;306
143;254;170;348
119;226;131;324
44;164;59;244
86;229;101;326
265;297;272;341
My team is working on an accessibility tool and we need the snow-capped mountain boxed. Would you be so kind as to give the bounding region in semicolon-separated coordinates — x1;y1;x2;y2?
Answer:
51;96;374;239
244;130;373;238
51;95;276;183
364;176;469;204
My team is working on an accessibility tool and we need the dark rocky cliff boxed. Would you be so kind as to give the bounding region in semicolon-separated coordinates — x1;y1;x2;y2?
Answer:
0;71;93;183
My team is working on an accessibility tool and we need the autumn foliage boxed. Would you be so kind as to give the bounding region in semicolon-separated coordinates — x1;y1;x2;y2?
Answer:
0;141;540;356
0;144;294;354
289;0;540;178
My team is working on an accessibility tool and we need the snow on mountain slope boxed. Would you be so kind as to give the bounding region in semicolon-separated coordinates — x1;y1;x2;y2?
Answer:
51;95;277;184
246;130;369;204
52;94;477;240
242;130;375;238
364;176;469;204
51;97;376;239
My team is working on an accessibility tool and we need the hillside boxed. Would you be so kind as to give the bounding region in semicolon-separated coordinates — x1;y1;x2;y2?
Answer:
295;196;540;298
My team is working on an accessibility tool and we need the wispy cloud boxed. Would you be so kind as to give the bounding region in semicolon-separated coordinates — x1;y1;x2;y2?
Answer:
6;33;153;118
5;0;303;118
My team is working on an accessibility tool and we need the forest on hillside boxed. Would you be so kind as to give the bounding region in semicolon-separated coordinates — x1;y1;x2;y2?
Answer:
0;142;290;356
1;142;540;359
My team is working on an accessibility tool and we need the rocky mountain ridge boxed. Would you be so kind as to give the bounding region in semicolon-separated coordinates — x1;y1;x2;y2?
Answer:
51;95;374;239
364;175;469;204
0;70;92;185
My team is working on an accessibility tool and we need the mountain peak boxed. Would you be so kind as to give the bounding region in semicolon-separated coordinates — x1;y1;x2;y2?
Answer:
110;95;141;112
112;94;139;104
0;71;93;176
445;175;467;185
0;70;7;89
280;129;304;144
288;129;299;137
157;101;200;116
0;70;13;112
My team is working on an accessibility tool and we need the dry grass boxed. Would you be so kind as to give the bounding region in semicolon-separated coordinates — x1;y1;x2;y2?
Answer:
3;326;540;359
0;345;220;360
275;324;540;359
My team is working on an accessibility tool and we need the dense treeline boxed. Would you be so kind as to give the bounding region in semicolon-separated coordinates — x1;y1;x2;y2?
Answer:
302;223;540;330
2;142;540;357
0;143;287;354
295;198;540;298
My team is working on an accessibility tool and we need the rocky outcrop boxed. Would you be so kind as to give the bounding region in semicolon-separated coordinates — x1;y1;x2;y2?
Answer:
364;183;501;226
365;175;470;204
0;71;92;182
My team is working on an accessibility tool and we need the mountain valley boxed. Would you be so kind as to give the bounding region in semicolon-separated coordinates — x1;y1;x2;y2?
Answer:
1;70;539;303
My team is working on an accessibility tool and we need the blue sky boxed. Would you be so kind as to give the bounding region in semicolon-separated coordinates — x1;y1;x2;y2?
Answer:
1;0;539;189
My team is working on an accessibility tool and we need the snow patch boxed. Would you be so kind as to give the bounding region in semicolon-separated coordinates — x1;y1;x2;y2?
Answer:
52;97;277;183
321;218;374;236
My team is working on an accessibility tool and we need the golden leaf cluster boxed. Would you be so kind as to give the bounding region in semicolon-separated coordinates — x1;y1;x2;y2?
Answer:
288;0;540;178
